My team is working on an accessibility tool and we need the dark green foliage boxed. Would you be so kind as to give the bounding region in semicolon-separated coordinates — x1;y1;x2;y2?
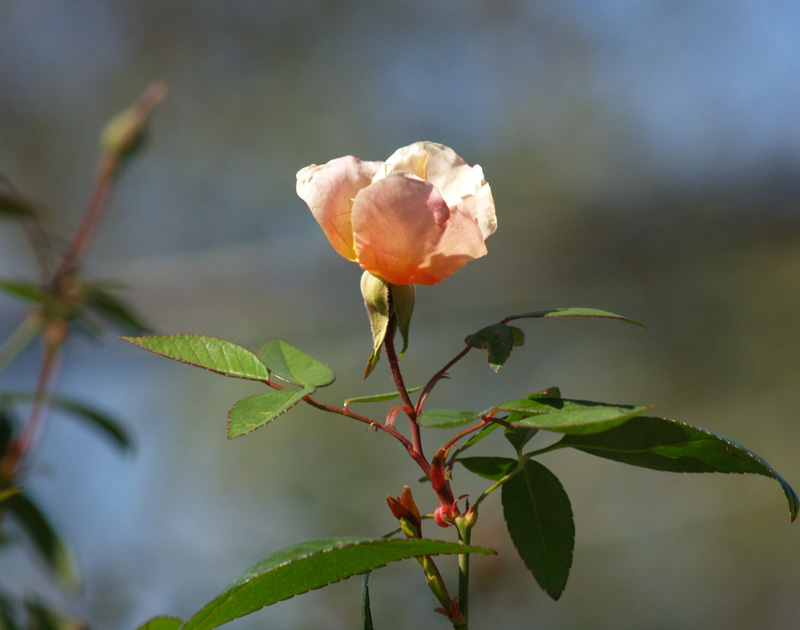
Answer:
502;460;575;600
559;416;799;520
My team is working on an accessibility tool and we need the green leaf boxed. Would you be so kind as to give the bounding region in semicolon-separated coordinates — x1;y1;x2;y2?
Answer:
0;392;132;453
559;416;799;521
418;408;481;428
449;423;499;460
257;340;334;388
465;323;524;372
504;426;539;454
122;335;269;381
22;599;78;630
50;395;133;453
361;574;373;630
505;307;648;328
0;190;35;219
5;493;80;591
0;280;45;304
81;285;151;333
227;388;313;439
458;456;518;481
502;459;574;600
180;538;495;630
343;386;422;408
133;616;184;630
496;396;652;435
0;592;17;630
0;487;21;505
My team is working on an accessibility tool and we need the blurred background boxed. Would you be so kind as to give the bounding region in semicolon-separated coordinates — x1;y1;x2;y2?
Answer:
1;1;799;628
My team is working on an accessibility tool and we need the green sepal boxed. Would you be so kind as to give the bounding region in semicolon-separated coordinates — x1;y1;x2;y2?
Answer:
361;272;390;378
559;416;799;521
390;283;415;358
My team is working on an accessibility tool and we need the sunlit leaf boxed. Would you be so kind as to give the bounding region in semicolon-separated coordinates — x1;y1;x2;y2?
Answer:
502;459;574;600
257;340;334;388
180;538;495;630
123;335;269;381
133;616;184;630
465;323;524;372
496;396;652;435
559;416;799;521
418;408;481;428
5;493;80;591
227;387;313;439
505;307;647;328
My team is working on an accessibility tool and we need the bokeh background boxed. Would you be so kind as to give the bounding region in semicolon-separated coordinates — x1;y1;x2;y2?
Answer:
1;1;799;628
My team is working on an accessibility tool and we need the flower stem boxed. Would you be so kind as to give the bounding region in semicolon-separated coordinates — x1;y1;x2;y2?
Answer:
383;323;427;469
416;344;472;415
455;515;473;624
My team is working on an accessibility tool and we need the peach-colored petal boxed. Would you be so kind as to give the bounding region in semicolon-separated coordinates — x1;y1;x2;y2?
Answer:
384;142;497;240
351;172;487;285
380;144;430;181
296;156;382;261
421;142;497;240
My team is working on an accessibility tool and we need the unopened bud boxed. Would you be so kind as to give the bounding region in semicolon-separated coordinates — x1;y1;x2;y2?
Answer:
101;80;168;159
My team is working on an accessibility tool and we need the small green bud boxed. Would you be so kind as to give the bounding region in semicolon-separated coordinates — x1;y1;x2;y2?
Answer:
101;80;167;159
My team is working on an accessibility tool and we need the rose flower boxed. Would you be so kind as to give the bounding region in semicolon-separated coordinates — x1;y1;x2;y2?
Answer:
296;142;496;285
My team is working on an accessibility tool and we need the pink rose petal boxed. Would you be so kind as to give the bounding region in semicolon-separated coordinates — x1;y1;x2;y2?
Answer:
296;156;381;261
351;172;486;285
